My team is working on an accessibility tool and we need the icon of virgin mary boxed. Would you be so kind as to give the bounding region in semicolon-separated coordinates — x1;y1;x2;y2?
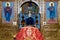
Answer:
4;2;12;22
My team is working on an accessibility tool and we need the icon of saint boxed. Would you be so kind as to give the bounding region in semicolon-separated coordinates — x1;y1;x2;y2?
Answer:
4;2;12;22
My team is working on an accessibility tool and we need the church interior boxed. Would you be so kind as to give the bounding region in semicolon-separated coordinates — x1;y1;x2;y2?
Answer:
0;0;60;40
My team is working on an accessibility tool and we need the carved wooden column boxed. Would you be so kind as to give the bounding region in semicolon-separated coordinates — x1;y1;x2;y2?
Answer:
40;0;45;33
0;1;2;24
58;0;60;25
13;0;18;26
57;0;60;40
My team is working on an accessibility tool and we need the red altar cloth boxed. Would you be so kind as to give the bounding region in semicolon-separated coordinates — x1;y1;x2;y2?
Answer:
15;26;44;40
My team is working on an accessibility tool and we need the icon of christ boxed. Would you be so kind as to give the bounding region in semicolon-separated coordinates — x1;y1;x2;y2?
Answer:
48;2;55;20
47;2;57;23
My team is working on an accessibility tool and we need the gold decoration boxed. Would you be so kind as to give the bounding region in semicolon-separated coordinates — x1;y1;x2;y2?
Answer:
49;2;54;6
6;2;10;7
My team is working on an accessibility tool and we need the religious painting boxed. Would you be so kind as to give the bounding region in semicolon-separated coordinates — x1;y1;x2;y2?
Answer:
2;2;14;23
46;2;57;23
19;2;40;29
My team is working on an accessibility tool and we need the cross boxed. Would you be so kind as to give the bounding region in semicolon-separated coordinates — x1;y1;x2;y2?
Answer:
27;29;32;36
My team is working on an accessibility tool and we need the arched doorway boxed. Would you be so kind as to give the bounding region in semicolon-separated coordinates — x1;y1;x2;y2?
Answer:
17;1;41;30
